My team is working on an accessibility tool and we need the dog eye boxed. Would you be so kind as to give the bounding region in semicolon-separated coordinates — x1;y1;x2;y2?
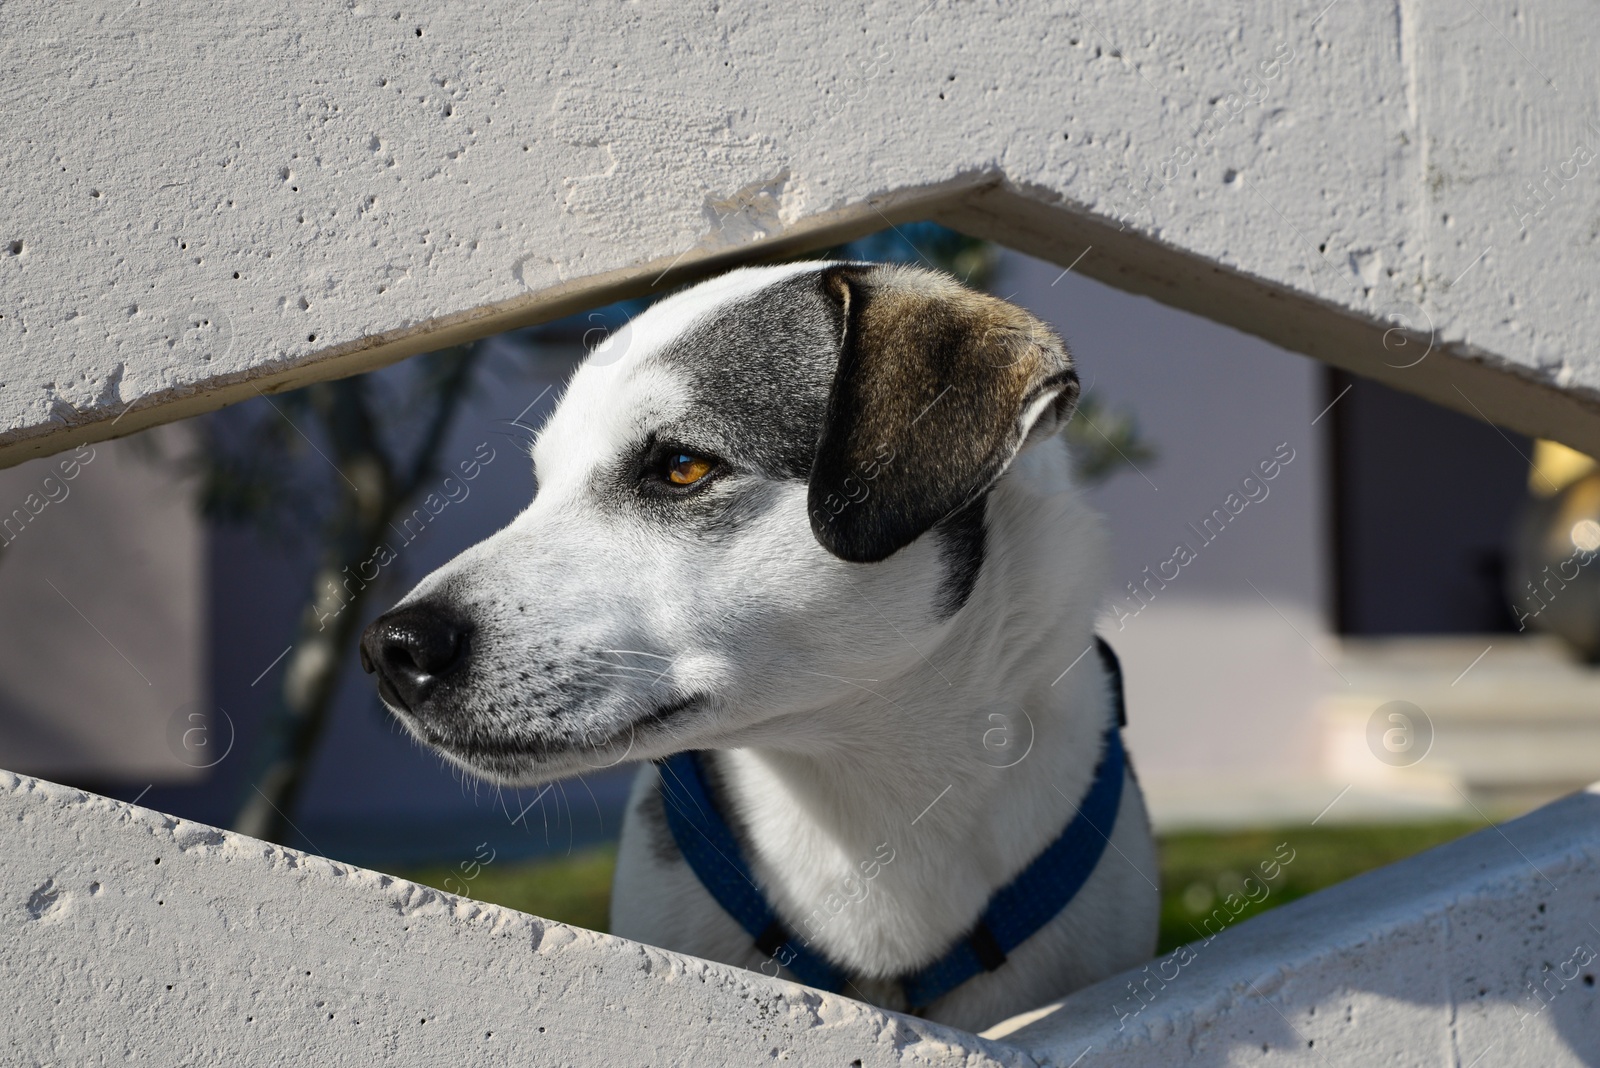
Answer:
664;452;714;486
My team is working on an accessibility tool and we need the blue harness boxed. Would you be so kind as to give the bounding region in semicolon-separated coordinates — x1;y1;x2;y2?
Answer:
656;637;1128;1012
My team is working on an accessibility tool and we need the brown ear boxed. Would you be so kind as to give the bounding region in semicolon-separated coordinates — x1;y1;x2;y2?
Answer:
808;263;1079;563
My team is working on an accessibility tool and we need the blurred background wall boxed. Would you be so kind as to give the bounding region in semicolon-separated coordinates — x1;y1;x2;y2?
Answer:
3;225;1596;871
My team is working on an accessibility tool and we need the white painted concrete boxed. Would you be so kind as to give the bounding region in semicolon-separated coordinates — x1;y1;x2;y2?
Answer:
993;783;1600;1066
8;768;1599;1065
3;1;1599;467
0;771;1030;1066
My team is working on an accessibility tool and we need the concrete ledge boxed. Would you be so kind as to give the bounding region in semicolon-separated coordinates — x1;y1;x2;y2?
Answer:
4;0;1600;465
0;771;1027;1066
8;769;1600;1064
996;783;1600;1066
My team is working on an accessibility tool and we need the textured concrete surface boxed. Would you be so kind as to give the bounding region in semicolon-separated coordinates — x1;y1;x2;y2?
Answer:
3;0;1599;465
8;771;1599;1065
995;783;1600;1066
1;771;1029;1066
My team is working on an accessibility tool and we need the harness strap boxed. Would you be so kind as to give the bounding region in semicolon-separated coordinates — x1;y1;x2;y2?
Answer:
654;746;848;992
657;635;1129;1011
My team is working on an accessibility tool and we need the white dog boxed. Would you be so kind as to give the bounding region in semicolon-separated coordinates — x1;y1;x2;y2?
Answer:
360;261;1159;1031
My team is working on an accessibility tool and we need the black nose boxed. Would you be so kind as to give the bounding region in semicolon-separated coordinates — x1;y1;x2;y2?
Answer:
360;604;470;712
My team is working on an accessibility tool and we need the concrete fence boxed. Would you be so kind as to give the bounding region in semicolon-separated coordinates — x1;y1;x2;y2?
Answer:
3;0;1599;467
7;771;1598;1064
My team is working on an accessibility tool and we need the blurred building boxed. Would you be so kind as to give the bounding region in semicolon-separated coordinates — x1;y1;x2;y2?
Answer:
0;426;204;782
999;249;1600;827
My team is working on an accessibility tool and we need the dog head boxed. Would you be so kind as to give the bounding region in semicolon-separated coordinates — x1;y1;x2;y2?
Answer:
360;261;1079;782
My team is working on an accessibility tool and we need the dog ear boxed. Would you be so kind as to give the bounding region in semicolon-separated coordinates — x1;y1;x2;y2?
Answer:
808;263;1080;563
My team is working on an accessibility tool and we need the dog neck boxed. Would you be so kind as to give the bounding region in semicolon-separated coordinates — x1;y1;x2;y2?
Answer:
706;439;1117;979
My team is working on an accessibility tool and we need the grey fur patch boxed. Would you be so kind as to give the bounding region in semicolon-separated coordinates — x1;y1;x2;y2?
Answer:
649;270;843;481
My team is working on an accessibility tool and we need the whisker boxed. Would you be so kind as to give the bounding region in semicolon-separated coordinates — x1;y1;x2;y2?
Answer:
573;774;606;832
583;671;666;687
577;653;661;669
576;658;660;675
801;669;882;684
498;418;541;435
582;662;678;686
557;780;575;855
600;649;675;662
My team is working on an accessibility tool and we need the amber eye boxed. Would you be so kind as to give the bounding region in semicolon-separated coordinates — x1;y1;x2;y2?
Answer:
665;452;714;486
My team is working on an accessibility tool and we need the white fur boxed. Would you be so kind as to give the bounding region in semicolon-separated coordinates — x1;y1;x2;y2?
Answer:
389;264;1159;1032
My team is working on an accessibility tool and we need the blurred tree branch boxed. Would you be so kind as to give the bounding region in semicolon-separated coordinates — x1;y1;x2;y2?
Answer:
230;346;481;843
1065;392;1158;487
157;346;482;844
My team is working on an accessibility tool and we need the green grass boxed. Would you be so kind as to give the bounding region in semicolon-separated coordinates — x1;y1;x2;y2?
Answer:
1153;819;1486;953
400;843;617;934
397;820;1489;953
